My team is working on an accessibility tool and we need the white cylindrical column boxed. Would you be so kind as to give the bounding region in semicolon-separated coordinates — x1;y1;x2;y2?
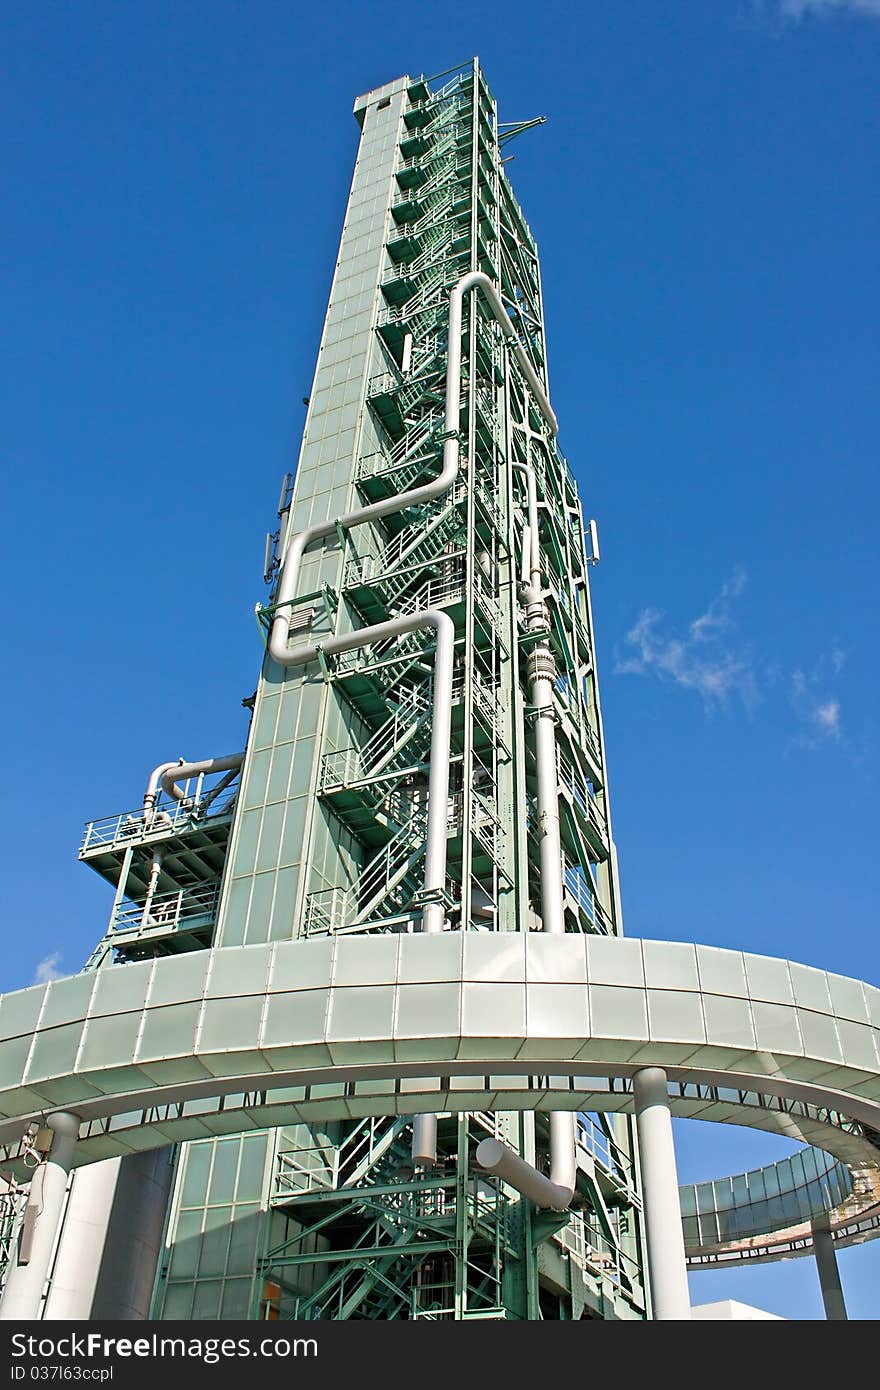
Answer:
44;1148;175;1320
812;1220;847;1321
0;1112;80;1321
41;1157;121;1319
411;1115;438;1167
632;1067;690;1321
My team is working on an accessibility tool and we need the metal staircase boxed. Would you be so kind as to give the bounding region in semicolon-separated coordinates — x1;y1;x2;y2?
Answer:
302;802;430;935
265;1114;511;1322
344;484;467;620
320;688;432;802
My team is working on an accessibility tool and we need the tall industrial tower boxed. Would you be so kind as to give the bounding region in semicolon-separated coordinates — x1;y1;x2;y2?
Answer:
3;59;876;1328
144;58;646;1322
73;60;645;1321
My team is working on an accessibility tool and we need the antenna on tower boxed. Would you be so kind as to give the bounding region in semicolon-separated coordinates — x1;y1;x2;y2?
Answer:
498;116;546;146
586;519;601;565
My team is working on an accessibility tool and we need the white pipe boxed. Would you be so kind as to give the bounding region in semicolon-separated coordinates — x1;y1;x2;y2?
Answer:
143;761;180;823
411;1114;439;1167
0;1112;80;1321
476;1126;574;1212
476;453;577;1208
268;273;556;1169
141;848;162;929
160;754;244;803
632;1067;691;1320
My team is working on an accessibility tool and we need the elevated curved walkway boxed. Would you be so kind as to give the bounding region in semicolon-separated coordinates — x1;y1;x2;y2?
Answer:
0;934;877;1261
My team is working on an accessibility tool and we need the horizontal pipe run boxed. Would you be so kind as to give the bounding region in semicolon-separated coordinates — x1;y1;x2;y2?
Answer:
159;754;245;803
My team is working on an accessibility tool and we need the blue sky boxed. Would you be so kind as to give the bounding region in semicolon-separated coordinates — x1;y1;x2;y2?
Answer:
2;2;878;1319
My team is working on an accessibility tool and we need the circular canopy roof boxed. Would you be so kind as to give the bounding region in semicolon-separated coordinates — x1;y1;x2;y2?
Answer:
1;933;878;1255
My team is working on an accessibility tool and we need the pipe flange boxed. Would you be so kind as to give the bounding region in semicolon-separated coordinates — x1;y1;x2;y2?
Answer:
527;648;557;684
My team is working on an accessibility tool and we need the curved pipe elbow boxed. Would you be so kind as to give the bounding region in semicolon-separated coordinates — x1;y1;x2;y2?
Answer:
159;754;245;803
270;607;452;675
143;762;181;821
461;272;558;438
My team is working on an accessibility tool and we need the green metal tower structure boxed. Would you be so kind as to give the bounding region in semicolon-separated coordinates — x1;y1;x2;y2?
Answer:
76;59;648;1321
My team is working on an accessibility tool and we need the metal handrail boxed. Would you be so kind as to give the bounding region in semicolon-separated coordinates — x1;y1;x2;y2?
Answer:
345;480;467;586
304;804;429;935
111;882;220;935
80;786;238;853
320;693;431;791
575;1113;634;1187
557;750;607;842
562;862;613;936
554;1207;641;1293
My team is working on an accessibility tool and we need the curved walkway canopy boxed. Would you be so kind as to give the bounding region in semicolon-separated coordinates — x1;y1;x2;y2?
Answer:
1;934;878;1253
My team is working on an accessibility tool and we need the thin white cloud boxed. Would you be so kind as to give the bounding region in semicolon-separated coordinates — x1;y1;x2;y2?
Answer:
779;0;880;16
615;569;757;709
790;660;844;747
814;699;841;735
33;952;63;985
688;568;748;642
616;576;849;754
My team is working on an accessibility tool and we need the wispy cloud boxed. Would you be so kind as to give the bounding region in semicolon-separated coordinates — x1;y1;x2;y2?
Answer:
815;700;841;734
615;569;757;709
778;0;880;18
33;952;63;985
616;574;850;753
790;653;845;748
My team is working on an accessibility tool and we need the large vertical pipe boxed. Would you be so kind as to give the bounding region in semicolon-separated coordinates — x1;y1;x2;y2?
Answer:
41;1149;174;1320
476;458;576;1206
812;1219;847;1321
632;1067;690;1320
410;600;454;1165
522;455;575;1196
0;1112;79;1321
91;1148;174;1319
